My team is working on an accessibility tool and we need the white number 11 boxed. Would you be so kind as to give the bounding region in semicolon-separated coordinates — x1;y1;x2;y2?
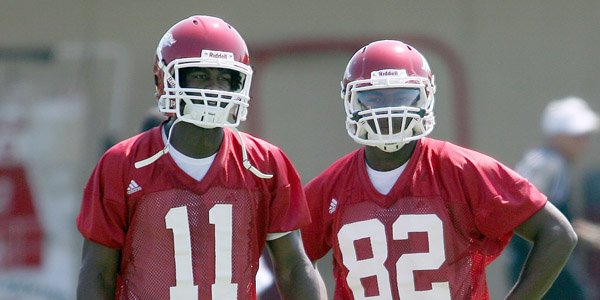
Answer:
165;204;238;300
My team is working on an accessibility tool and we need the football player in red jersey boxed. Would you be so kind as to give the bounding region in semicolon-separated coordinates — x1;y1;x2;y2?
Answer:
300;39;577;300
76;15;322;300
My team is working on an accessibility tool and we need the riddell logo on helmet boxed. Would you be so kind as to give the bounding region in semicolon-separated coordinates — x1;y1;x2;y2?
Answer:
372;69;407;77
201;50;234;61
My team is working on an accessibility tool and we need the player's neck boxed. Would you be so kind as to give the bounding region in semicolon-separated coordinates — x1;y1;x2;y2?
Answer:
364;141;416;172
164;119;224;159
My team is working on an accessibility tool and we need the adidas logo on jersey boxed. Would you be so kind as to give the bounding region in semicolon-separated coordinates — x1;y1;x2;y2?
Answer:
127;180;142;195
328;199;338;214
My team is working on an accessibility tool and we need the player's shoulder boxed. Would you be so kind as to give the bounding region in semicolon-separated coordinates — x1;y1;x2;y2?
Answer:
306;148;362;189
101;127;162;166
224;129;297;176
420;137;504;169
324;149;362;173
421;137;479;157
228;129;282;153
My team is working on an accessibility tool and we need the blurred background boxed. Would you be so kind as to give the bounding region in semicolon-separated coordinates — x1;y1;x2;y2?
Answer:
1;1;599;299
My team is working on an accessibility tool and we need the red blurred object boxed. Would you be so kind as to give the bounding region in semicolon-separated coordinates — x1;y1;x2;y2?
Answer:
0;164;43;269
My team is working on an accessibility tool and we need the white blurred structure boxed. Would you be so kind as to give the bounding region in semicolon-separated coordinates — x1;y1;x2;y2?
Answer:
0;42;130;299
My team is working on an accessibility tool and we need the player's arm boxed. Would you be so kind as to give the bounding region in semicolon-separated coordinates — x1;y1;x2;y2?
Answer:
267;230;325;300
312;259;329;299
77;239;120;300
505;201;577;300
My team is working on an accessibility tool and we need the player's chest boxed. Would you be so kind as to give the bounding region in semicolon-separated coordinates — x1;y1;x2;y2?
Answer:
328;195;477;252
127;186;266;228
328;196;480;299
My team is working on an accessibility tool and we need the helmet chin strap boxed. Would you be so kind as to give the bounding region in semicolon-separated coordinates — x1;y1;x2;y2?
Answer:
134;118;180;169
375;126;413;152
230;127;273;179
134;117;273;179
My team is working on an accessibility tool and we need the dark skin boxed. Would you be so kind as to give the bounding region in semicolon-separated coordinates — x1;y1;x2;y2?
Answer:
77;241;119;300
359;88;419;171
508;202;577;299
166;67;230;158
77;67;323;299
364;141;416;171
164;120;223;159
361;126;576;299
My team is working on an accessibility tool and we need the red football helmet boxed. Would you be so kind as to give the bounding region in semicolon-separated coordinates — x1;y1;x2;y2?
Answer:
153;15;253;128
341;40;436;152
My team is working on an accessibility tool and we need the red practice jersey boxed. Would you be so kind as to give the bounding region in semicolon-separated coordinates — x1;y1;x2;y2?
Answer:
77;126;310;300
301;138;547;300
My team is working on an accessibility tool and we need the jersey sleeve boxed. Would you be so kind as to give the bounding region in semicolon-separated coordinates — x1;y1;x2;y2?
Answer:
266;148;312;234
460;154;547;239
76;148;128;249
300;178;331;261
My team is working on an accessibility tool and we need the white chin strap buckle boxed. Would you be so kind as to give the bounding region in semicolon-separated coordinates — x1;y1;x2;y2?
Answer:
378;142;404;153
183;105;222;125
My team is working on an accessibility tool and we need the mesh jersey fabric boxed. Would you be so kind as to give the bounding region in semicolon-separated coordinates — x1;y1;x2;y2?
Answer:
77;125;310;299
301;137;547;300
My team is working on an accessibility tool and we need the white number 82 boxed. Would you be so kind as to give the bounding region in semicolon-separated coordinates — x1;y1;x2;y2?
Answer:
337;214;451;300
